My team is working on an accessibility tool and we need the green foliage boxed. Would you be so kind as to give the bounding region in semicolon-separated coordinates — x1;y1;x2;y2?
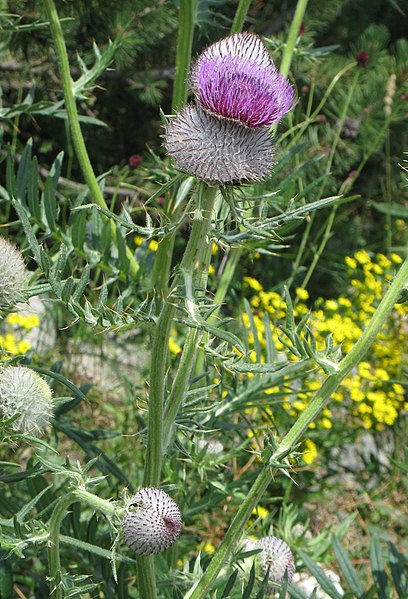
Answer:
0;1;407;598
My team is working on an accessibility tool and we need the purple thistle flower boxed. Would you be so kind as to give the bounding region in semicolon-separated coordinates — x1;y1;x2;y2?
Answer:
191;33;295;127
164;32;296;184
164;104;274;185
123;487;182;555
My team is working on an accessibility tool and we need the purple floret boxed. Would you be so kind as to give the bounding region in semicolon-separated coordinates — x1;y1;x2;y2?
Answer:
196;55;295;128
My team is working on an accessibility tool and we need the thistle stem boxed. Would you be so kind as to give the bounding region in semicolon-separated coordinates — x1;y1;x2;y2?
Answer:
43;0;138;277
48;489;117;598
140;182;217;598
230;0;252;33
172;0;197;110
144;183;218;485
187;256;408;599
48;494;75;598
279;0;309;79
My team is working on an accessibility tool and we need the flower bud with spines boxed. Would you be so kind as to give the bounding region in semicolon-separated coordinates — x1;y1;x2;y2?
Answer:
123;487;182;555
256;536;295;584
0;366;53;433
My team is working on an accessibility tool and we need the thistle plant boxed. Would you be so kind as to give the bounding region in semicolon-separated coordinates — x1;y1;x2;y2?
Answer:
1;0;407;598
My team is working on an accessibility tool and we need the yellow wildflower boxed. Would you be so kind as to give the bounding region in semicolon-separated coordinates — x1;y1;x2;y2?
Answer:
295;288;309;301
243;277;263;292
303;439;318;464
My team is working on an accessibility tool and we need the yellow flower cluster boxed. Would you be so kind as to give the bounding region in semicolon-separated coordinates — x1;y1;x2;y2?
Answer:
0;313;39;358
242;251;407;462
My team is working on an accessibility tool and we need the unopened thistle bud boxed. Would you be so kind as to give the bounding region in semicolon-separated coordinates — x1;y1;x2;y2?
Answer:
0;366;53;433
123;487;182;555
197;438;224;455
256;536;295;584
164;32;295;185
0;237;27;308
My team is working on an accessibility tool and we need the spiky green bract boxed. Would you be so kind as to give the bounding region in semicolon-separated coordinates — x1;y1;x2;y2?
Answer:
0;366;53;433
0;237;27;308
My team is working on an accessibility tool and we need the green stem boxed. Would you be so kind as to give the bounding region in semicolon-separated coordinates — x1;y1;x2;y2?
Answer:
163;326;200;449
230;0;252;33
143;184;218;485
43;0;138;277
276;255;408;455
48;494;75;598
140;182;217;599
297;70;359;290
279;0;309;79
187;256;408;599
172;0;196;110
47;489;117;598
136;557;157;599
143;299;174;487
162;203;219;438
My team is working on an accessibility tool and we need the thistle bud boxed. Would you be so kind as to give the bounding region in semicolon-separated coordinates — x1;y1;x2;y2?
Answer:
123;487;182;555
0;237;27;308
197;438;224;456
256;536;295;584
0;366;53;433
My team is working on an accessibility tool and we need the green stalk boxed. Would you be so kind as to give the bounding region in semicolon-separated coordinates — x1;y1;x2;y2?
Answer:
43;0;138;277
187;256;408;599
48;494;75;598
296;70;359;291
230;0;252;33
279;0;309;79
276;255;408;454
48;489;116;598
136;557;157;599
154;0;196;296
172;0;197;110
143;183;218;487
140;182;217;598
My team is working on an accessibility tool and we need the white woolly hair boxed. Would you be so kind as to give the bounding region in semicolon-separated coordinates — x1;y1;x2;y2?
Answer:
0;366;53;433
0;237;27;308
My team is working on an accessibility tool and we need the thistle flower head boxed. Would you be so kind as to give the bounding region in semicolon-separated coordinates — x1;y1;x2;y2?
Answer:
256;536;295;584
0;237;27;308
123;487;182;555
164;104;274;185
0;366;53;433
164;32;295;185
191;33;295;127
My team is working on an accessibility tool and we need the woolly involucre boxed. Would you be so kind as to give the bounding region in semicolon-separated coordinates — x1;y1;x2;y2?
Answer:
0;366;53;433
164;104;274;185
0;237;27;308
256;536;295;584
123;487;182;555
